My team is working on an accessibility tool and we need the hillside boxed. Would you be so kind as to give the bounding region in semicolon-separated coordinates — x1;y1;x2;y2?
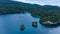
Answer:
0;1;60;23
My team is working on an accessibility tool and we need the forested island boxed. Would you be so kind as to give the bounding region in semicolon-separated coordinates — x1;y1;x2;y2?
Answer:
0;1;60;26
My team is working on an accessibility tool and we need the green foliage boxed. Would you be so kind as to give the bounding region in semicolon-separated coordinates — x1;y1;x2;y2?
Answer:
0;1;60;22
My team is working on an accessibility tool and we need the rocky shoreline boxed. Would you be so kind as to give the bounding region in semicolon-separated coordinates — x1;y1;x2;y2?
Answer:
40;21;60;27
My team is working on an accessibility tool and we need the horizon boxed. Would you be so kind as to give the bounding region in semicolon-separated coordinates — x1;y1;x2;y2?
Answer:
12;0;60;7
0;0;59;7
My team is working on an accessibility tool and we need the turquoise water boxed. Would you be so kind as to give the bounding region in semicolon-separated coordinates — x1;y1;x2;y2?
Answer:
0;13;60;34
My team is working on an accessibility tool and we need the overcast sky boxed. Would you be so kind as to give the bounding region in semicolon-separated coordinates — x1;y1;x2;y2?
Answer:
13;0;60;6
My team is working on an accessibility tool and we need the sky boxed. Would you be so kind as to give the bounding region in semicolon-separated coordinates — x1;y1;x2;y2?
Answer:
13;0;60;6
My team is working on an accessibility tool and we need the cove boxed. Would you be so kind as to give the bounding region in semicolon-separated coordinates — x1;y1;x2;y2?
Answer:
0;13;60;34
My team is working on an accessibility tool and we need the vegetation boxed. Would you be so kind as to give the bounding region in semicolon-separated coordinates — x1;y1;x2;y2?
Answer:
32;21;37;28
20;24;25;31
0;1;60;22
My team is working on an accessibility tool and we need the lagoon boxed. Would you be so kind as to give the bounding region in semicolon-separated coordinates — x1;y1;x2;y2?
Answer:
0;13;60;34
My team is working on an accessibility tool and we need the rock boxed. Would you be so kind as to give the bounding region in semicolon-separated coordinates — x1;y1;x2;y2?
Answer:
41;21;58;25
58;21;60;24
40;21;60;27
43;21;53;24
32;21;37;28
20;25;25;31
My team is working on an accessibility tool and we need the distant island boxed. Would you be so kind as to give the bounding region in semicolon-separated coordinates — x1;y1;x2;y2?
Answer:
0;1;60;26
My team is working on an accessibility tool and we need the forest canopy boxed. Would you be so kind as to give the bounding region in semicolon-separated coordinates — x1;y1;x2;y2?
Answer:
0;1;60;22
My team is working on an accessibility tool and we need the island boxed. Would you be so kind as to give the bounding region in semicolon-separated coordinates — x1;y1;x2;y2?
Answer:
0;1;60;27
32;21;37;28
20;24;25;31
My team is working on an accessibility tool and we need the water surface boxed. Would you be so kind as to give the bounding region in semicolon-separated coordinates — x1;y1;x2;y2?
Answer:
0;13;60;34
